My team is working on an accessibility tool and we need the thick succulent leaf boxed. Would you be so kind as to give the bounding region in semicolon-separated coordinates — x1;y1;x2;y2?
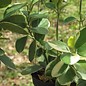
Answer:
48;41;70;53
60;53;80;65
77;43;86;57
29;40;36;62
16;36;27;53
4;2;27;18
0;0;11;8
2;15;27;28
63;16;76;24
51;61;68;77
75;28;86;49
57;67;76;85
0;55;15;69
21;64;42;75
45;58;58;76
74;60;86;80
0;22;28;34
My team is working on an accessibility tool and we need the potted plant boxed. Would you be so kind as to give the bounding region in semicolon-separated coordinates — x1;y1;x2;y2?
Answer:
0;0;86;86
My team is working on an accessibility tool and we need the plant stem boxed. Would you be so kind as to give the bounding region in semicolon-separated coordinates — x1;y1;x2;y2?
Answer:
56;12;59;40
79;0;82;30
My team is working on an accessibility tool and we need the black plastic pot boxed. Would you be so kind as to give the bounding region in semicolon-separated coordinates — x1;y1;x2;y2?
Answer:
31;72;55;86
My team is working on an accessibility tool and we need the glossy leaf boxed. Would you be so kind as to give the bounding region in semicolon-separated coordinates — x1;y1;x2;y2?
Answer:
51;61;68;77
0;0;11;8
0;55;15;69
2;15;27;28
21;64;42;75
0;22;28;34
16;36;27;53
57;67;76;85
60;53;80;65
48;41;70;53
45;58;58;76
29;40;36;62
77;43;86;57
75;28;86;48
4;3;27;18
74;60;86;80
63;16;76;24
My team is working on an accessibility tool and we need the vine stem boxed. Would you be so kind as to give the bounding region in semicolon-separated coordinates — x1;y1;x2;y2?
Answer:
79;0;82;30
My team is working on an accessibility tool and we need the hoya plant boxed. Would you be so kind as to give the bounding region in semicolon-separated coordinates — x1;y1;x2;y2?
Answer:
0;0;86;86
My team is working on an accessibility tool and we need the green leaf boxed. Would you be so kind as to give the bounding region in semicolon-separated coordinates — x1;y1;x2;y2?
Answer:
29;40;36;62
74;60;86;80
34;33;45;41
75;28;86;48
67;36;76;48
31;18;50;34
16;36;27;53
63;16;76;24
30;12;48;19
51;61;68;77
57;67;76;85
31;27;48;34
0;0;11;8
60;53;80;65
0;48;5;56
21;64;42;75
77;43;86;57
0;22;28;34
45;58;58;76
2;15;27;28
45;2;56;10
48;41;70;53
77;79;86;86
4;2;27;18
0;55;15;69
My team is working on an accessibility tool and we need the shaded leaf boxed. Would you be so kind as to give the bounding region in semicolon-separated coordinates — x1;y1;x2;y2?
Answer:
21;64;42;75
16;36;27;53
4;2;27;18
0;55;15;69
0;22;28;34
45;2;56;10
2;15;27;28
0;48;5;56
29;40;36;62
0;0;11;8
63;16;76;24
